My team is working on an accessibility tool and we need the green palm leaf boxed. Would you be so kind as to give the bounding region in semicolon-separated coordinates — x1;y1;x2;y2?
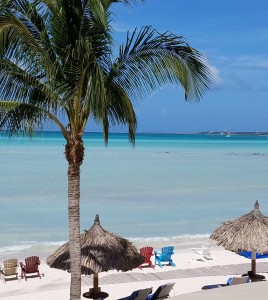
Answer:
115;26;211;101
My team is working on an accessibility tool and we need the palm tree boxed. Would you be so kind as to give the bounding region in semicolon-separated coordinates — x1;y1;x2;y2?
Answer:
0;0;211;299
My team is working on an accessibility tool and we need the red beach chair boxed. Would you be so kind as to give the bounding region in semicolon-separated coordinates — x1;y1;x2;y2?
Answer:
138;246;155;270
20;256;42;281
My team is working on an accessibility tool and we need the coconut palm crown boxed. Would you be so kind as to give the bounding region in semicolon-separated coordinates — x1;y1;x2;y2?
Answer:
0;0;212;299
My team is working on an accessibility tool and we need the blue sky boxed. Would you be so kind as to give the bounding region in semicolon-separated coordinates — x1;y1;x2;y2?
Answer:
87;0;268;134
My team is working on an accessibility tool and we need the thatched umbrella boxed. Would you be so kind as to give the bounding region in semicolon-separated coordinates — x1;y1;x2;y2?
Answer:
210;200;268;278
47;214;144;299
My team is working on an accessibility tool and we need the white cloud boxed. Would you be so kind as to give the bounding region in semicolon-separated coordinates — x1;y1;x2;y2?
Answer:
226;72;252;91
207;63;224;90
112;23;133;33
235;55;268;70
214;54;268;71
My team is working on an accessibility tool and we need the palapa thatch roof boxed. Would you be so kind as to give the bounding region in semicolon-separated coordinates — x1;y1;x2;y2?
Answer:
210;200;268;253
46;214;144;275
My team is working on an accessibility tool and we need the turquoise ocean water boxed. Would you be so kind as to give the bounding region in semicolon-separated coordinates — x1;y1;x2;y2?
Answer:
1;132;268;259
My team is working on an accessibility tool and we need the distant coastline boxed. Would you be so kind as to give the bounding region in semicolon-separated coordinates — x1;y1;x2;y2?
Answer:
2;129;268;137
199;131;268;136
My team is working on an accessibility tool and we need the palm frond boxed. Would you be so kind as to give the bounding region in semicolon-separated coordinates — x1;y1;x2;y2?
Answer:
113;26;212;102
0;101;45;135
80;0;113;73
102;0;145;6
0;11;42;63
0;100;68;138
105;83;137;144
0;58;65;115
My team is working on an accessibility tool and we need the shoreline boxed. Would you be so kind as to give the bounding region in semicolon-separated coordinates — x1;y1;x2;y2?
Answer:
0;235;211;262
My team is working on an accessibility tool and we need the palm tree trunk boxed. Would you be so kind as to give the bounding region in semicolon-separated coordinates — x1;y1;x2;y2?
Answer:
68;161;82;299
65;139;84;300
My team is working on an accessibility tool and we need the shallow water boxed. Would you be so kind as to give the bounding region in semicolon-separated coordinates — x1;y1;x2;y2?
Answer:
1;132;268;258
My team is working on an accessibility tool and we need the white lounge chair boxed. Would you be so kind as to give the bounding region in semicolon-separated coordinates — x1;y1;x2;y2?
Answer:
202;239;214;249
191;247;212;261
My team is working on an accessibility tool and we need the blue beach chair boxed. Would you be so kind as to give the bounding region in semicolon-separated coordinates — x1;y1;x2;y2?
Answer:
238;250;268;259
118;287;153;300
154;246;176;268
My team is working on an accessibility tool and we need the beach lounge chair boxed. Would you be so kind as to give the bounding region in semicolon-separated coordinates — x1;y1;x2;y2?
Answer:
20;256;42;281
238;250;268;259
191;247;212;261
202;276;250;290
202;239;214;249
118;287;153;300
154;246;176;268
0;259;19;282
191;239;214;261
146;282;175;299
138;247;155;270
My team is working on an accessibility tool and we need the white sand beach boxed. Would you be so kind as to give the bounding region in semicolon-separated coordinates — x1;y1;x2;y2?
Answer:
1;245;267;300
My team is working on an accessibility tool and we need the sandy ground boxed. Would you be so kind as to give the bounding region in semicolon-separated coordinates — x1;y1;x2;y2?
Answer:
0;245;267;299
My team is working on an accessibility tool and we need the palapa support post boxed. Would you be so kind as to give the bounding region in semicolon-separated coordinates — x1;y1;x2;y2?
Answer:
251;250;256;276
83;273;108;299
247;249;265;282
93;273;100;294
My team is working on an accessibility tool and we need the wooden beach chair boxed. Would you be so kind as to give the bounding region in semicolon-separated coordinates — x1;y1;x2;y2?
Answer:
0;259;19;282
154;246;176;268
20;256;43;281
138;246;155;270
